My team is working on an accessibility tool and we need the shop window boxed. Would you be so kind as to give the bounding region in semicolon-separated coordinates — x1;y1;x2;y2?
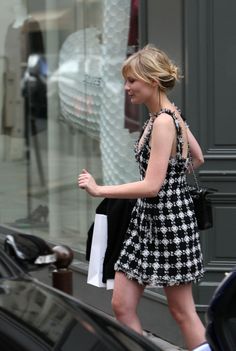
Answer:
0;0;140;255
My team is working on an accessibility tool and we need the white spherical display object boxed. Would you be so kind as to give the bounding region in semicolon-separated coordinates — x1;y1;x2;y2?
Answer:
58;0;139;184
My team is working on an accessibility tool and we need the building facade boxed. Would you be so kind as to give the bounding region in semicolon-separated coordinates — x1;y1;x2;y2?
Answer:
0;0;236;346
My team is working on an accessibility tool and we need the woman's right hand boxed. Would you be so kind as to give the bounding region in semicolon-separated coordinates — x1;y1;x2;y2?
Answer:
78;169;100;197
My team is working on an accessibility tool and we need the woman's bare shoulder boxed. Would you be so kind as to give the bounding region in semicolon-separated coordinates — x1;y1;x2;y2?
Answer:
153;112;174;128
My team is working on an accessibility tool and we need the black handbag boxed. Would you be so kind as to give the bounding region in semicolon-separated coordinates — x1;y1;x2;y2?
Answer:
189;163;216;230
189;186;214;230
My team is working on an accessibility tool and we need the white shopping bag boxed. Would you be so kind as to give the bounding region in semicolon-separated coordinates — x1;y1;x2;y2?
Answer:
87;214;108;288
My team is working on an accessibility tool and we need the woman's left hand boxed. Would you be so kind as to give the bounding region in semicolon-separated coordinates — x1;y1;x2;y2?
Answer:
78;169;100;197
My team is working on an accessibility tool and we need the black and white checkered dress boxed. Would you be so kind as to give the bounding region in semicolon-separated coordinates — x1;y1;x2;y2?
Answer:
114;109;204;287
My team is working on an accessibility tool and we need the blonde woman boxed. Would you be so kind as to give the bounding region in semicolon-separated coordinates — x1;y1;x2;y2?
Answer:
78;45;211;351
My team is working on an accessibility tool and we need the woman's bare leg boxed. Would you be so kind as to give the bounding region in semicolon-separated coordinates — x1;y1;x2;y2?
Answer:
164;284;207;350
112;271;145;334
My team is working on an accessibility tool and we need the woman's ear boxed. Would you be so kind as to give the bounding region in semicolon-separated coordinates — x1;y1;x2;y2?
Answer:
151;79;159;87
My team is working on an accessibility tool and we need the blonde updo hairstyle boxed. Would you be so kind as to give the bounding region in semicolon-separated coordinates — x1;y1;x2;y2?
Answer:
122;44;181;91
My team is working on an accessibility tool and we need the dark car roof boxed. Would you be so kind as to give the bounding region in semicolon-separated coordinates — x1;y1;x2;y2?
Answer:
206;269;236;351
0;273;161;351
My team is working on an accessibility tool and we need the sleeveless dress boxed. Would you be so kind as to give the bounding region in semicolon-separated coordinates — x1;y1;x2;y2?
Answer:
114;109;204;287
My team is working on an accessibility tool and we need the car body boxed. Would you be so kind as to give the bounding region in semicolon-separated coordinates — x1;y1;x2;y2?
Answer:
206;269;236;351
0;247;162;351
3;231;236;351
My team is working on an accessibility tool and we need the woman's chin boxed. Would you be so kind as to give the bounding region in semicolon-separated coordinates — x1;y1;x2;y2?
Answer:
130;97;139;104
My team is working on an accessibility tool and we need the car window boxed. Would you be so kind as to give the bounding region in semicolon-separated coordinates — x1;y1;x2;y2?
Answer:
228;318;236;344
0;249;24;278
0;257;16;278
0;313;52;351
107;327;151;350
74;304;160;351
56;320;111;351
0;279;125;351
0;330;25;351
0;278;160;351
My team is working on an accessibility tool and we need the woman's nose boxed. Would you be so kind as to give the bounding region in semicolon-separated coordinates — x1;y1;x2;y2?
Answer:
124;82;130;91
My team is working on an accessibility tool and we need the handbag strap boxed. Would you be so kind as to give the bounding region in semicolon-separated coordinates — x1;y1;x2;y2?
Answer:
189;156;201;191
189;158;218;196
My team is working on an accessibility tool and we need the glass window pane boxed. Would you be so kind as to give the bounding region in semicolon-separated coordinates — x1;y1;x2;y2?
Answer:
0;0;140;256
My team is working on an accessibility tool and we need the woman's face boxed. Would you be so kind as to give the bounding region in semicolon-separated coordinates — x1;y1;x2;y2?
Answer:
124;74;157;105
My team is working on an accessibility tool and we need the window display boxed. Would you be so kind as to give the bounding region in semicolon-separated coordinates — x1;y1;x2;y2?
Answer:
0;0;140;255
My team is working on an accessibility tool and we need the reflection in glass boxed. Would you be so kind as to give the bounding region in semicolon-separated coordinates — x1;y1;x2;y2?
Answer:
0;0;140;255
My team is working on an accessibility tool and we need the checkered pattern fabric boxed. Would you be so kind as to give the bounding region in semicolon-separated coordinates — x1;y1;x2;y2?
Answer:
115;109;204;287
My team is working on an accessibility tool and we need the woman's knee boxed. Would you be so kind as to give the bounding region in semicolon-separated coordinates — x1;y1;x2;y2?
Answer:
112;273;144;317
165;284;197;325
168;302;196;326
111;294;129;317
168;304;185;324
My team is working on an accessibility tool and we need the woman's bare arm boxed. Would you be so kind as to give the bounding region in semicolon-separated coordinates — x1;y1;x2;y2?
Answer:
78;115;175;198
187;128;204;169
